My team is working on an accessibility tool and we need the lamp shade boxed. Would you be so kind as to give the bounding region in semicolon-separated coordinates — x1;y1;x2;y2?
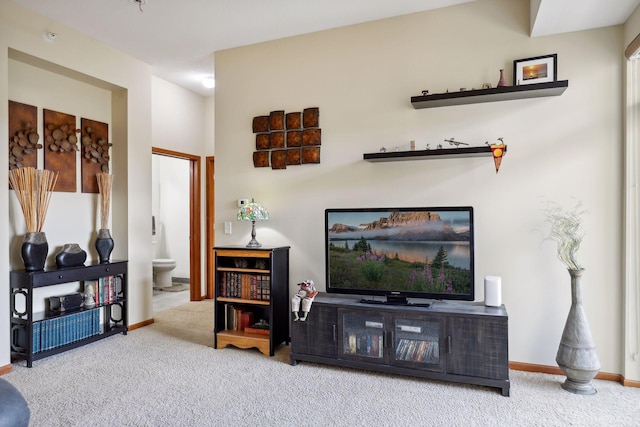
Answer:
237;199;269;222
237;199;269;248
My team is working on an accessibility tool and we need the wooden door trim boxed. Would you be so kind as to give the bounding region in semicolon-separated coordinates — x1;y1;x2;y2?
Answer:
206;156;215;299
152;147;202;301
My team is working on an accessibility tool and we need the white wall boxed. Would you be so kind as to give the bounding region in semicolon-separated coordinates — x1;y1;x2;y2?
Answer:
152;154;190;279
151;76;210;293
151;77;207;155
214;0;629;377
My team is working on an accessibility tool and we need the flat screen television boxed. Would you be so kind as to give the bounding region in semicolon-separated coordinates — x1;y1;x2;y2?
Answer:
325;206;474;305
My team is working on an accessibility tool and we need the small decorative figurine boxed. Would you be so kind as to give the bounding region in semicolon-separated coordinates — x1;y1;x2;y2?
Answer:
84;283;96;308
421;90;429;96
445;138;469;148
292;280;318;322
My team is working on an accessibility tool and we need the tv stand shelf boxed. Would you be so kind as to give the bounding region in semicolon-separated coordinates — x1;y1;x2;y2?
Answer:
359;298;431;308
291;293;510;396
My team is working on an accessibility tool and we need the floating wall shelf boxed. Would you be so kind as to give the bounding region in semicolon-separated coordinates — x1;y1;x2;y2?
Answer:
410;80;568;109
363;145;506;162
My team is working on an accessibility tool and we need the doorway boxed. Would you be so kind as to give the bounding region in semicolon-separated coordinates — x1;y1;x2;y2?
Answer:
152;147;202;304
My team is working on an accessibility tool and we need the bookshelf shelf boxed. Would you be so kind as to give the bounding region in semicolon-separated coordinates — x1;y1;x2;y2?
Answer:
216;297;270;306
214;246;290;356
10;260;128;368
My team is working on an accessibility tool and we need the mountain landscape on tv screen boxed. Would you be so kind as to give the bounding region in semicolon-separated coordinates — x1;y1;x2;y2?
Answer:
329;211;470;242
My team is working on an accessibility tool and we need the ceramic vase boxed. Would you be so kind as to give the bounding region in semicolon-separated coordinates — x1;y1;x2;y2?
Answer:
497;69;506;87
95;229;114;263
21;232;48;272
55;243;87;269
555;268;601;394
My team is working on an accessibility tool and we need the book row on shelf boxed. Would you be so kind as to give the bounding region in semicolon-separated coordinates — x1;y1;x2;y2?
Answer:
395;338;439;363
85;275;121;306
219;272;270;301
30;309;100;353
344;333;384;358
223;304;270;335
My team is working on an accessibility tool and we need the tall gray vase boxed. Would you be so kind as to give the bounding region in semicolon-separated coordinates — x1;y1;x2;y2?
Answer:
555;268;601;395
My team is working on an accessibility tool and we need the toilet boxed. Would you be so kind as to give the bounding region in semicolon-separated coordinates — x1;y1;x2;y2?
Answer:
153;258;176;288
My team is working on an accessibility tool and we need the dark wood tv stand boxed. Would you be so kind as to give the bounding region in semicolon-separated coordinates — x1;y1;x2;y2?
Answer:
290;293;510;396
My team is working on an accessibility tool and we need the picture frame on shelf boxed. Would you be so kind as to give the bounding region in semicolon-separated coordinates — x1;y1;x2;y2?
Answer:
513;54;557;86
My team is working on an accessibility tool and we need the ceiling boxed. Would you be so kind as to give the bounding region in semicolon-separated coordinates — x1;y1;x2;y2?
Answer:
9;0;640;97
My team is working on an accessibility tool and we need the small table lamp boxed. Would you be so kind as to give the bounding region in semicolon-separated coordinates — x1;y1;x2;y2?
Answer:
237;198;269;248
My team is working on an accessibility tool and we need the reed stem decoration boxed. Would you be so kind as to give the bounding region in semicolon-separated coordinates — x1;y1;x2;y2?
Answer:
96;173;113;230
8;167;58;233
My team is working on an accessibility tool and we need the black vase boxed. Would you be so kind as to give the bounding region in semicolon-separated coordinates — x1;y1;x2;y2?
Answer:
55;243;87;269
21;232;48;272
95;229;114;263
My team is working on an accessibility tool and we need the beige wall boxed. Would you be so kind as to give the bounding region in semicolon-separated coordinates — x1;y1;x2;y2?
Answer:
214;0;632;377
7;58;114;310
625;2;640;47
0;0;155;367
624;3;640;383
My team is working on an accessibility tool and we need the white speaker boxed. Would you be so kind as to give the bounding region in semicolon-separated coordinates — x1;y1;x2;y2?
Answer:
484;275;502;307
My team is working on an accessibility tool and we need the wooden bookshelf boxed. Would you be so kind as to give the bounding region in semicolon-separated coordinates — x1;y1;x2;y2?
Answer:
213;246;290;356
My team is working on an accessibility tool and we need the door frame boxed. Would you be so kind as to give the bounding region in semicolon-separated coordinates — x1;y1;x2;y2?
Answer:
152;147;202;301
205;156;215;299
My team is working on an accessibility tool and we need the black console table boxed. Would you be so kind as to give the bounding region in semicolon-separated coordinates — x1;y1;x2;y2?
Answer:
290;293;510;396
10;261;128;367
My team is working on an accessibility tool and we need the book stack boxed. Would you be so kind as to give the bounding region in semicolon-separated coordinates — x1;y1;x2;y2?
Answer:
85;276;119;306
395;339;439;363
32;309;100;353
220;272;270;300
223;304;255;331
244;319;270;336
345;332;384;358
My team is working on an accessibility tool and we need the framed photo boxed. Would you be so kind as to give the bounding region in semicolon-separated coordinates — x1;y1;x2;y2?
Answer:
513;54;557;86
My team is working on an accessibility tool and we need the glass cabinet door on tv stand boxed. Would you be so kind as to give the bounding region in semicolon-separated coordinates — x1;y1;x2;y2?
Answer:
338;309;445;371
339;310;386;363
392;316;443;371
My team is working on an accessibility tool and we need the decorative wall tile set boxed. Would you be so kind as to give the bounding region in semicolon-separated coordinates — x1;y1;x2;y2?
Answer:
252;107;321;169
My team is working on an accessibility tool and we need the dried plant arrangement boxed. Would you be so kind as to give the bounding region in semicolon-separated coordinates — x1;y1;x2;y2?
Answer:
96;172;113;230
8;167;59;233
544;201;585;271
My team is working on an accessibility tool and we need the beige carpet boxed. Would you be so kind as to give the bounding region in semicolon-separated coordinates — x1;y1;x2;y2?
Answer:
4;300;640;426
